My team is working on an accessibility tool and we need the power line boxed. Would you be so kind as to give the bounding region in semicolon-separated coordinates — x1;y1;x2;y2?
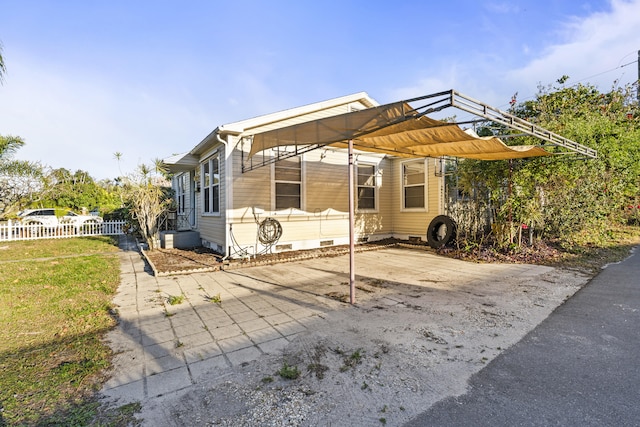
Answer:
571;59;637;86
501;56;639;108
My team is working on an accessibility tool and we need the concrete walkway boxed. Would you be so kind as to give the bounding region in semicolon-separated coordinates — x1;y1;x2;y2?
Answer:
101;235;555;405
101;235;341;402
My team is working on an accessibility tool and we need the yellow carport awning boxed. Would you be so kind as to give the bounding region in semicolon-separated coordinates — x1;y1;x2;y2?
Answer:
329;118;551;160
249;99;551;161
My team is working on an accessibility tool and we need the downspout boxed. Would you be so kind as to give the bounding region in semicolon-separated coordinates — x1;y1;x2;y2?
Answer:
215;132;232;257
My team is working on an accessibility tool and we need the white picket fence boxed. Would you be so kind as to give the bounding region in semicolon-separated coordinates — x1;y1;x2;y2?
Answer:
0;220;127;242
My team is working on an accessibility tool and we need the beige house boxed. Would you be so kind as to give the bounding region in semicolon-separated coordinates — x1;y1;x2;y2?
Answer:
164;92;446;257
164;89;596;259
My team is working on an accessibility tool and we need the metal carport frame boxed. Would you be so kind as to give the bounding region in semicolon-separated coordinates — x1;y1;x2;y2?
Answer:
241;89;597;303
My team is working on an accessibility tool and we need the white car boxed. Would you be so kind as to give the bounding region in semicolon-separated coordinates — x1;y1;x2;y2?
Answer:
17;208;103;230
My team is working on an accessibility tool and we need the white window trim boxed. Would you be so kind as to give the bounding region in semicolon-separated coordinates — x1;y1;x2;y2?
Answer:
201;155;221;217
271;154;305;212
400;158;428;212
355;161;378;213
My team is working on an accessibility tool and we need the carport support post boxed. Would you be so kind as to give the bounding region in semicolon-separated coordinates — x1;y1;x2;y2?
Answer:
348;139;356;304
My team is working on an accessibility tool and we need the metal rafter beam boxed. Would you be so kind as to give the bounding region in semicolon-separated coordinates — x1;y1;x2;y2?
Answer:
241;140;328;173
240;89;598;173
448;90;598;158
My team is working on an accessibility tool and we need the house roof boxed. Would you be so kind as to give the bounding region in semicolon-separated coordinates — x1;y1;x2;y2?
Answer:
163;152;199;172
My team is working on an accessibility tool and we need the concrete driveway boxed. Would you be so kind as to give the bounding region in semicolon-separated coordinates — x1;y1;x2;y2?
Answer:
101;236;589;426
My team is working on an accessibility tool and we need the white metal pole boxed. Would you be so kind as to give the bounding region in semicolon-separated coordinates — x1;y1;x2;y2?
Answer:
348;139;355;304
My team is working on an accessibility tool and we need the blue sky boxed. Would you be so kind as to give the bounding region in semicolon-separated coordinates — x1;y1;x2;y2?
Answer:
1;0;638;180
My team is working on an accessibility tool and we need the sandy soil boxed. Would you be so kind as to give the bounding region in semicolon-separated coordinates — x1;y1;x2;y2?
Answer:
137;250;590;427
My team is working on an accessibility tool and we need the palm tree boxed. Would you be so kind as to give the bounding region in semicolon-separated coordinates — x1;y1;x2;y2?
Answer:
0;41;6;83
0;135;25;161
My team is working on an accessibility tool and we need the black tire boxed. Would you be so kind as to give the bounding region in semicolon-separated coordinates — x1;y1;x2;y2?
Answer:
426;215;457;249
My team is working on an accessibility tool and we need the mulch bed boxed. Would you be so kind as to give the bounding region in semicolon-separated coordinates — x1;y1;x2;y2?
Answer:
142;238;564;276
142;239;403;276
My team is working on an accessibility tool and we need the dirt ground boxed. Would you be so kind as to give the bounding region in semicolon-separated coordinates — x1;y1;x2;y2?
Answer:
136;244;591;426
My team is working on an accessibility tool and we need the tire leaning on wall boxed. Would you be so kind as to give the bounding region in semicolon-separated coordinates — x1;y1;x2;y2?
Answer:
426;215;457;249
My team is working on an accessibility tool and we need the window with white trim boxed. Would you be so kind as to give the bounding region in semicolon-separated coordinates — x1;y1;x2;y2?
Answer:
202;156;220;214
274;156;301;209
402;160;426;209
357;164;376;210
177;173;187;215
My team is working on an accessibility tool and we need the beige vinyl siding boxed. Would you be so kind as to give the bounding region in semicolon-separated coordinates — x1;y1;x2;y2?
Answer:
197;145;226;250
227;145;396;251
228;147;352;250
225;141;272;250
230;142;271;215
377;157;394;232
305;149;349;213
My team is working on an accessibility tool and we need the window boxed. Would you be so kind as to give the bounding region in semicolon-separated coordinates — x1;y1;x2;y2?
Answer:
177;174;187;215
402;160;426;209
357;164;376;210
202;156;220;214
275;156;301;209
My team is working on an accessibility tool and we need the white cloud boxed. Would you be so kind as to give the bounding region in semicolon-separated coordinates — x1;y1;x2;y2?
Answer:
507;0;640;96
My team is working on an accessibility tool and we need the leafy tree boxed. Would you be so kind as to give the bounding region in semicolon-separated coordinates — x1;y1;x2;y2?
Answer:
39;168;120;213
0;135;46;218
451;80;640;250
1;138;121;218
120;160;173;250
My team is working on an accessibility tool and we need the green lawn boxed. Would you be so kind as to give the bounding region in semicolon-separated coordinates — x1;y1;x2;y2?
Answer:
0;237;134;425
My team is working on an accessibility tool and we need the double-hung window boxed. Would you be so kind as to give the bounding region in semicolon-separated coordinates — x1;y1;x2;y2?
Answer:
202;156;220;214
274;156;301;209
402;160;426;209
357;164;376;210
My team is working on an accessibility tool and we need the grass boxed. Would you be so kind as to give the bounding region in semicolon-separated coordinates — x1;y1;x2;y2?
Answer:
277;362;301;380
450;224;640;274
166;293;185;305
0;236;119;261
0;236;136;425
336;348;364;372
549;225;640;272
208;293;222;304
